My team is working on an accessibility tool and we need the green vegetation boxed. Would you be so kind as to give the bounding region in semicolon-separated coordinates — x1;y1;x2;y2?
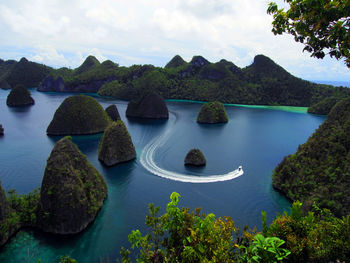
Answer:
120;192;350;263
98;80;132;99
0;57;52;88
40;136;107;234
120;192;261;263
6;85;35;107
0;183;40;246
267;0;350;67
165;55;188;69
263;202;350;263
47;95;111;135
273;98;350;216
184;149;206;166
307;95;349;115
98;120;136;166
73;55;100;75
197;101;228;123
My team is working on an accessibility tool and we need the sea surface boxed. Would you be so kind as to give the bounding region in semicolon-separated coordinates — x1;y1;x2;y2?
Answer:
0;89;326;263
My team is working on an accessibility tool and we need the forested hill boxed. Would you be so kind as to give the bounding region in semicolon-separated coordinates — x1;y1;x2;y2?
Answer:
1;54;350;108
0;57;53;88
273;98;350;216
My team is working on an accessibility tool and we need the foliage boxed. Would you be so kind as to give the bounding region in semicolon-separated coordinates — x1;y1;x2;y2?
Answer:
307;94;349;115
273;98;350;216
7;188;40;226
239;234;290;263
121;192;258;263
267;0;350;67
264;202;350;262
58;255;78;263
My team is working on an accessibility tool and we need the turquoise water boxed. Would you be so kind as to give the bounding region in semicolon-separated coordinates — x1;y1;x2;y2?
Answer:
0;90;326;262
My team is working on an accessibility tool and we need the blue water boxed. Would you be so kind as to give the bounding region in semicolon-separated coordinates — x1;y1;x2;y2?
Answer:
0;90;326;262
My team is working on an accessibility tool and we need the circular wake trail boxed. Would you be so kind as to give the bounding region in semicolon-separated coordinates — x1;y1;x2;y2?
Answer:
140;114;244;183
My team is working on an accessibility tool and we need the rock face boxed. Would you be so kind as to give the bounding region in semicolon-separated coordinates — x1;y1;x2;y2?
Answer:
0;125;3;136
98;121;136;166
184;149;206;166
38;76;65;92
105;105;120;121
126;92;169;119
47;95;111;135
39;137;107;234
38;75;116;93
197;101;228;124
6;85;35;107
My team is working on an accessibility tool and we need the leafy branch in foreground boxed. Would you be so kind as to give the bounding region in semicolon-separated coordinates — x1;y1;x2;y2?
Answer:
120;192;290;263
267;0;350;67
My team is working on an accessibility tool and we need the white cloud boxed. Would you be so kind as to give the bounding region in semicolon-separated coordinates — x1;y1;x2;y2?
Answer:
0;0;348;81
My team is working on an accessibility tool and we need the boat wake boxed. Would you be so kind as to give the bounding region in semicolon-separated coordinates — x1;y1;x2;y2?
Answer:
139;113;244;183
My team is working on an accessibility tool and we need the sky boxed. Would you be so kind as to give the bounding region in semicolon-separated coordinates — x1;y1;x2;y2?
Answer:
0;0;349;82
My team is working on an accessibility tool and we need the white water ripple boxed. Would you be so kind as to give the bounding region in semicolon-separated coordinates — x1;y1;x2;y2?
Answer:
140;114;244;183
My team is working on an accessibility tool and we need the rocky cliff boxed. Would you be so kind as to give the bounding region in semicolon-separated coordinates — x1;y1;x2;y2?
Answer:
126;92;169;119
39;136;107;234
197;101;228;124
98;121;136;166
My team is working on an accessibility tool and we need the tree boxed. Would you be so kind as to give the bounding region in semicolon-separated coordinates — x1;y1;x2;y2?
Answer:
267;0;350;67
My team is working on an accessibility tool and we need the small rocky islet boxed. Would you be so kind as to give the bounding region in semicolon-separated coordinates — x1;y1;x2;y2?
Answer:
197;101;228;124
0;136;108;246
126;92;169;119
105;104;120;121
6;85;35;107
184;149;206;166
47;95;111;135
98;120;136;166
0;125;4;136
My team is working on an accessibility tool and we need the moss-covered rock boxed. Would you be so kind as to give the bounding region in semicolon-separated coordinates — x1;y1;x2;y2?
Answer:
6;85;35;107
0;124;3;136
105;105;120;121
39;136;107;234
47;95;111;135
197;101;228;123
126;92;169;119
98;121;136;166
184;149;206;166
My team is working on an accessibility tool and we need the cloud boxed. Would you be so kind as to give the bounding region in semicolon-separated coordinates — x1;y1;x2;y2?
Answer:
0;0;348;81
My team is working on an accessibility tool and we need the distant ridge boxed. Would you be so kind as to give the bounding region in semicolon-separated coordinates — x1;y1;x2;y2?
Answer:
1;53;350;110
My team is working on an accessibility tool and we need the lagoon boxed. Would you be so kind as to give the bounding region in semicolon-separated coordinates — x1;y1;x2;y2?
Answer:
0;89;325;262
